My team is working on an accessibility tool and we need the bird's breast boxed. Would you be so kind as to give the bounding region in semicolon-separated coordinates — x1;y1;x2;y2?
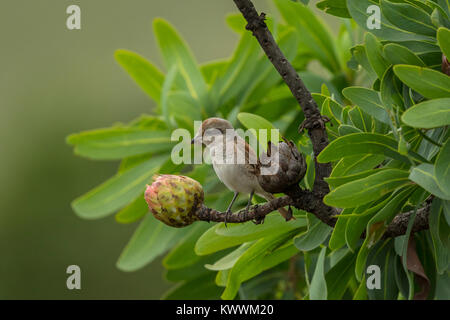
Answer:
212;162;259;194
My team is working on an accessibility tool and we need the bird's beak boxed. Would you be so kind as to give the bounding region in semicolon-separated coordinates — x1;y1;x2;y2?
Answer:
191;138;195;145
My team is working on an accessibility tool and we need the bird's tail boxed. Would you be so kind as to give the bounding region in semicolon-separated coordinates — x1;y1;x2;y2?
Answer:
260;192;294;221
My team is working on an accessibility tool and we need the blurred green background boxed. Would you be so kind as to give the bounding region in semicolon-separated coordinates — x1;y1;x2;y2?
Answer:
0;0;333;299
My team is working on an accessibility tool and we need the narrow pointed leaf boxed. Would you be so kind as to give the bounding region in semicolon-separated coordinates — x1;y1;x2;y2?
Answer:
410;164;450;200
72;156;165;219
437;27;450;58
67;127;173;160
435;139;450;195
310;247;327;300
394;65;450;99
343;87;390;124
324;169;411;208
115;49;164;103
117;214;190;272
318;133;413;164
401;98;450;128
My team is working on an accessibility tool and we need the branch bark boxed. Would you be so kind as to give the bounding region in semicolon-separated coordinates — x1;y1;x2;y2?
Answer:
196;195;431;238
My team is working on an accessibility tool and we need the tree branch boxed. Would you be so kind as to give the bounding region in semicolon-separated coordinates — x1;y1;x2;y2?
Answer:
196;195;431;238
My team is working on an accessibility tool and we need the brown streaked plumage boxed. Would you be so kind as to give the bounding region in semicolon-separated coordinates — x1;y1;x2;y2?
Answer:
192;117;291;221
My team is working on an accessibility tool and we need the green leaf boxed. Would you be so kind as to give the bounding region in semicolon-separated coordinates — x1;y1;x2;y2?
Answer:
215;213;306;239
239;271;285;300
114;49;164;103
331;154;385;177
318;133;413;164
167;91;202;130
435;271;450;299
163;273;222;300
275;0;341;72
165;254;221;282
429;199;450;274
344;197;389;251
410;163;450;199
348;106;373;132
67;127;173;160
431;7;450;29
438;27;450;58
294;214;332;251
115;195;148;224
367;186;415;231
338;124;362;136
436;138;450;195
117;214;190;272
347;0;434;41
241;30;300;106
343;87;390;124
153;18;208;108
195;214;304;255
205;242;253;271
365;33;390;79
353;277;368;299
326;168;383;189
160;65;178;126
163;224;210;270
316;0;351;18
309;247;327;300
381;66;404;112
366;241;398;300
211;32;260;107
195;224;246;256
71;155;166;219
396;210;419;300
381;0;437;36
225;13;246;34
324;169;411;208
322;97;344;125
349;44;377;78
326;250;358;299
237;112;275;132
383;43;426;66
329;208;353;250
221;231;298;299
393;65;450;99
200;59;228;85
401;98;450;128
395;40;441;55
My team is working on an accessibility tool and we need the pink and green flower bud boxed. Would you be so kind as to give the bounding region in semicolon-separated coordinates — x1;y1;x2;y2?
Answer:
145;174;204;227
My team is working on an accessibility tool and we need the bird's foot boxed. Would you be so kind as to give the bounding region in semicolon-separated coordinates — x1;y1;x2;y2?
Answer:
249;204;264;225
224;209;232;228
253;216;265;225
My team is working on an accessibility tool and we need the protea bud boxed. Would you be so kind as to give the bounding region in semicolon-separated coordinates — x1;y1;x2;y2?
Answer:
257;138;307;193
145;174;204;227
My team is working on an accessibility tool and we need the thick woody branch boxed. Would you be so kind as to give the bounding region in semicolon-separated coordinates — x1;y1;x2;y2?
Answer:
196;193;431;238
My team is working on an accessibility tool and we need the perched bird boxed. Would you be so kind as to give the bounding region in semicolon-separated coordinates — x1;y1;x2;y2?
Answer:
191;117;291;222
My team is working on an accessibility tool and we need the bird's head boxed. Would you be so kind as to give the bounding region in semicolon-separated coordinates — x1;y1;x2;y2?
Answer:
191;117;234;146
